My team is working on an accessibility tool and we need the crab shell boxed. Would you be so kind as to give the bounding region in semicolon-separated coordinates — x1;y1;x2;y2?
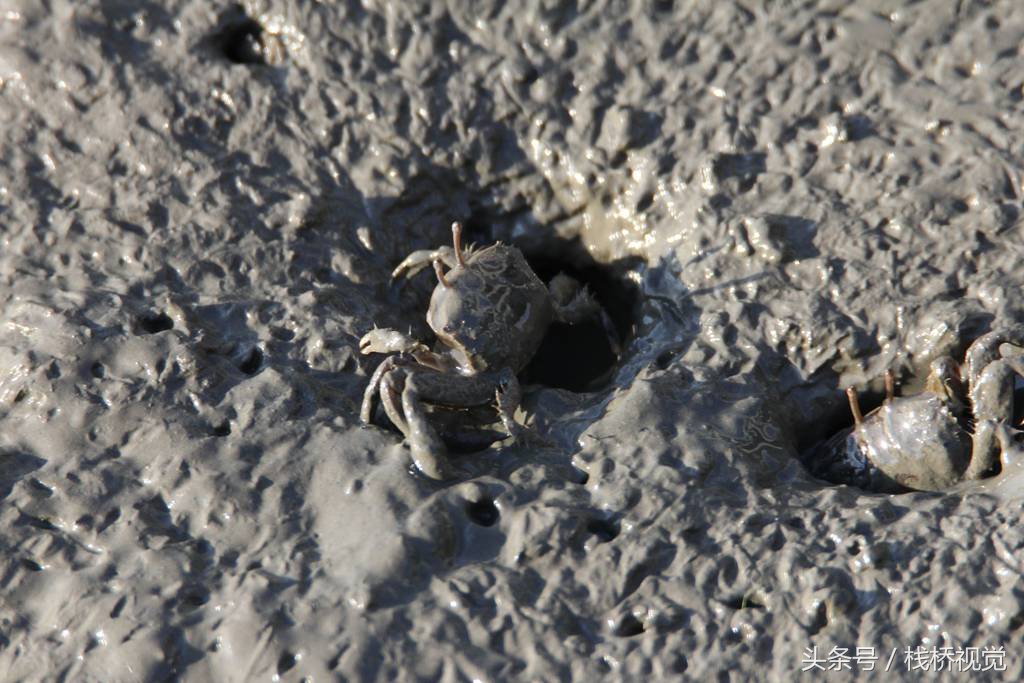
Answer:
843;392;971;492
426;243;553;374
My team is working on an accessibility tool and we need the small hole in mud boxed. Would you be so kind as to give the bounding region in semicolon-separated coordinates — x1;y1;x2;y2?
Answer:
654;347;681;370
238;347;263;375
721;593;766;610
177;586;210;611
277;652;297;674
586;517;620;542
571;466;590;485
215;8;266;65
797;383;891;490
613;614;645;637
807;601;829;635
137;312;173;334
20;558;44;572
98;508;121;532
465;498;500;527
212;421;231;437
90;362;106;379
521;250;641;392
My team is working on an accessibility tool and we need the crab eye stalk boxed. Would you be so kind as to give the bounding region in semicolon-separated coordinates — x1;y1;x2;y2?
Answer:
452;221;467;268
433;259;452;287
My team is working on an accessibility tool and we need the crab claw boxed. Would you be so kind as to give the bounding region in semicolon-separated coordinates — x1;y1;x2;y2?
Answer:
358;328;428;356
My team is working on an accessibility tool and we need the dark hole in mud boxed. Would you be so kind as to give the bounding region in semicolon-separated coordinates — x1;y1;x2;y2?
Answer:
277;652;297;674
220;550;240;569
797;382;901;492
571;466;590;485
654;346;684;370
214;8;266;65
90;362;106;379
98;508;121;533
137;312;173;334
20;558;43;572
613;614;645;637
212;421;231;437
20;513;58;532
110;596;127;619
524;253;640;392
465;498;500;527
713;152;766;180
586;517;620;542
721;593;766;610
237;347;263;375
807;602;829;635
177;586;210;611
29;478;53;497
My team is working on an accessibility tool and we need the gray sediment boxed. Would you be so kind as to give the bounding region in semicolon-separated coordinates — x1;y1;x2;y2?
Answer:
2;1;1024;680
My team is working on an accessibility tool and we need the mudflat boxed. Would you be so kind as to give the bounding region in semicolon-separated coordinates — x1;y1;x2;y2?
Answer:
2;1;1023;680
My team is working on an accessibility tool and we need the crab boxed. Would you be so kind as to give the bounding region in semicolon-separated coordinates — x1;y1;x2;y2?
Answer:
810;328;1024;493
359;222;618;480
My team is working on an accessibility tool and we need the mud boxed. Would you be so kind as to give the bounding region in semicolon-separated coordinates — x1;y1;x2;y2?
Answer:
2;0;1024;680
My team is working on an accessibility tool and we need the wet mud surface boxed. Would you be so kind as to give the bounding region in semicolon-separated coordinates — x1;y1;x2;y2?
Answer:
3;1;1024;680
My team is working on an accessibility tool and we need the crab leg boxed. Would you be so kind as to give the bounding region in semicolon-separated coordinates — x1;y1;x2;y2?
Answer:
391;222;476;282
361;355;403;424
359;327;428;356
495;368;526;440
391;245;459;281
401;375;450;480
964;358;1019;480
961;328;1024;480
964;326;1024;396
433;259;452;287
846;387;864;426
380;368;411;436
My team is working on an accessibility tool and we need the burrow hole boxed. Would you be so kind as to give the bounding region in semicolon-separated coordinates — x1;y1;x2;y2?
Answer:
213;6;269;65
277;651;298;675
136;311;173;335
237;347;264;375
465;497;500;527
613;614;645;637
797;377;905;493
585;516;620;543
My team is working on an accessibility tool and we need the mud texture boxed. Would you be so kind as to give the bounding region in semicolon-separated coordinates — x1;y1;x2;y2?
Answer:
3;1;1024;681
